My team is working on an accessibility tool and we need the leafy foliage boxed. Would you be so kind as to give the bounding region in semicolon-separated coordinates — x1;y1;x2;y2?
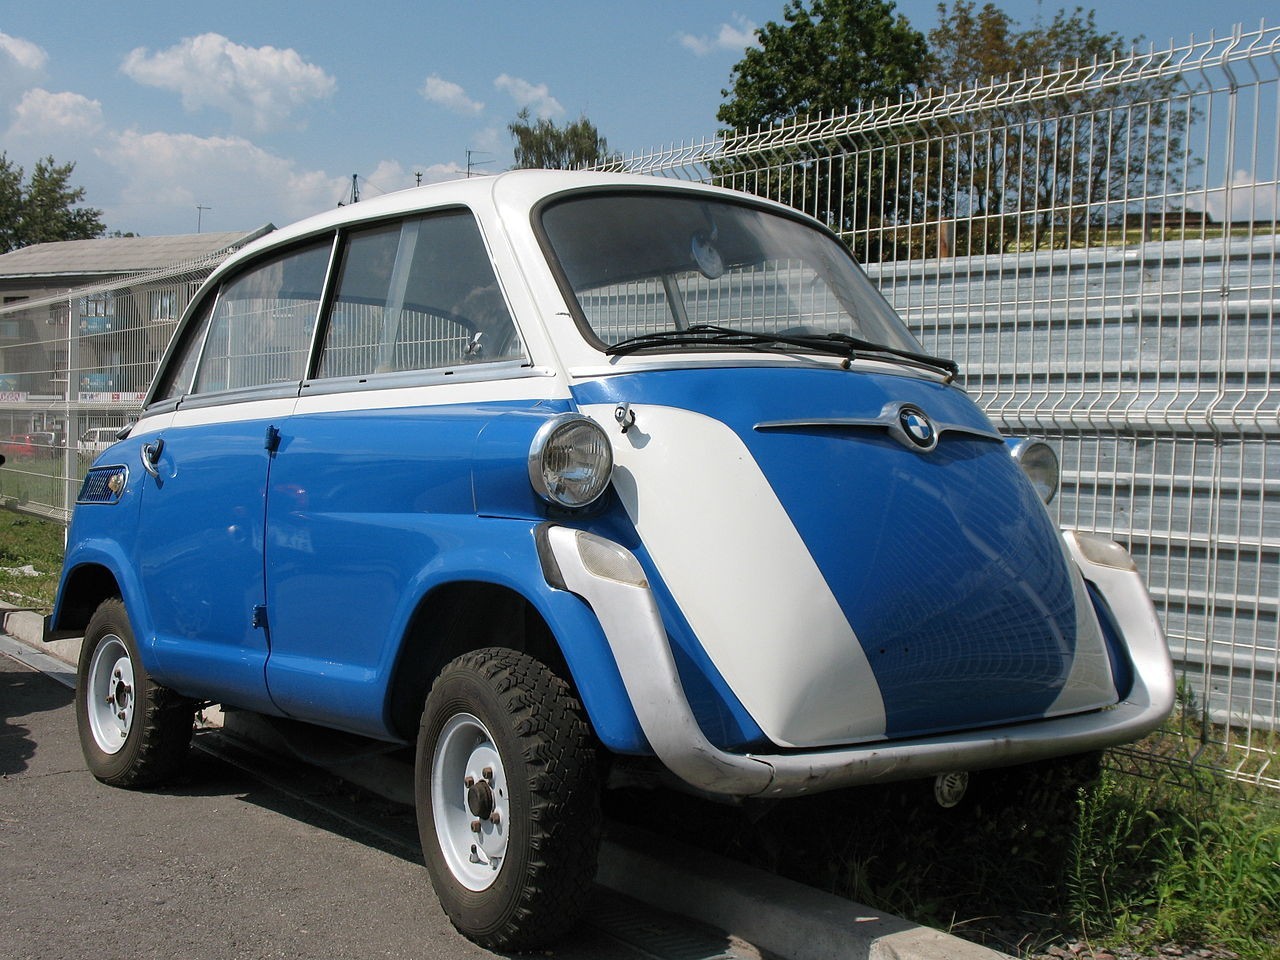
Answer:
508;110;615;170
0;153;105;254
713;0;928;261
921;3;1196;253
718;0;928;130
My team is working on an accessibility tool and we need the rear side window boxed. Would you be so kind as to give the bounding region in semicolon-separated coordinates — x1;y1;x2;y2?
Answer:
152;295;215;402
193;241;331;394
316;211;523;379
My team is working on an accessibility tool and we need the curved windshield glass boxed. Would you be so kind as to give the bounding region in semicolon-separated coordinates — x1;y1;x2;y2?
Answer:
540;192;924;357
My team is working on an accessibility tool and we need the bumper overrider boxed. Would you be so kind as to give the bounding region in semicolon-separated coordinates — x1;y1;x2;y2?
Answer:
539;525;1176;799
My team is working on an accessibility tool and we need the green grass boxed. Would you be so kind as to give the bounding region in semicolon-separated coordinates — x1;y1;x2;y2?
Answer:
607;742;1280;958
0;506;65;608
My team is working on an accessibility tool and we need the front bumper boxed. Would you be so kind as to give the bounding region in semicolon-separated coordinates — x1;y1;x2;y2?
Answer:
543;525;1175;799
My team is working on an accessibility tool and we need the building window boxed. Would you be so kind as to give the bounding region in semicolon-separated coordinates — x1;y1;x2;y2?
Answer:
150;290;176;322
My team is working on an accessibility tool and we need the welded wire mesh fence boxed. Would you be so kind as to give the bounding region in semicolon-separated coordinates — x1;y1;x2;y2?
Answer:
0;22;1276;786
603;23;1280;786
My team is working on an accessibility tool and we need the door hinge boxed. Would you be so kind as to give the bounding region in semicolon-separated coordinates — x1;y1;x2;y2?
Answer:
264;425;281;453
251;604;269;630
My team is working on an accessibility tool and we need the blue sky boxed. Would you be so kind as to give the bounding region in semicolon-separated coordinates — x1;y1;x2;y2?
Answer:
0;1;1273;237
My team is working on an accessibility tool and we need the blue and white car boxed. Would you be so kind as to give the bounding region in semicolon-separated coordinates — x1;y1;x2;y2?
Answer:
50;170;1175;949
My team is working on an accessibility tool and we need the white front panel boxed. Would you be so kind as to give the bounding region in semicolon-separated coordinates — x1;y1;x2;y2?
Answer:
582;403;886;747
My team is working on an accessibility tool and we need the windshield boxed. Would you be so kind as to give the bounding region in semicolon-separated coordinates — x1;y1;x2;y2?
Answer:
539;191;923;357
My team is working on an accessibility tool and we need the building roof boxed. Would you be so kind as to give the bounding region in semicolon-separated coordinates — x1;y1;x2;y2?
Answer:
0;227;274;279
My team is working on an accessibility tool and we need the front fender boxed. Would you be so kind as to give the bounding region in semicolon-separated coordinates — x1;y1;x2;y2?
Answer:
379;517;647;753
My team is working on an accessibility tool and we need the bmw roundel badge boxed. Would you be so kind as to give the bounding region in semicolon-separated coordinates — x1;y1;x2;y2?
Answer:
894;404;938;452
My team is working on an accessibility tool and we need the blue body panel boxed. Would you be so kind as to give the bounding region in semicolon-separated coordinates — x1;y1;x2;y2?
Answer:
573;366;1086;741
261;399;645;747
132;416;280;715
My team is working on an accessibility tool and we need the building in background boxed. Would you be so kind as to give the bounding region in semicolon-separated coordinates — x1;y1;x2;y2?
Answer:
0;228;270;447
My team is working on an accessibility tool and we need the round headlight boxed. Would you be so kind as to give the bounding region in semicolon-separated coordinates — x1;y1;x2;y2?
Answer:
1008;438;1059;504
528;414;613;508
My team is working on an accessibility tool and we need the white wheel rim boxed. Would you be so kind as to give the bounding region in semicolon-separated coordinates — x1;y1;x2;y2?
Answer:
431;712;510;891
86;634;134;755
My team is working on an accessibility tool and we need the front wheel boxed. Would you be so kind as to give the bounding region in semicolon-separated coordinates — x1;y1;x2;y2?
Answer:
75;597;194;787
416;648;600;950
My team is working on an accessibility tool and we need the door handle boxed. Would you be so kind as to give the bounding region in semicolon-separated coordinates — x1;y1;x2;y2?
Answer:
140;438;164;479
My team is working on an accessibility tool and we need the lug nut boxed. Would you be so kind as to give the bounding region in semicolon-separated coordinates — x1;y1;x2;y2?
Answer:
489;810;501;825
464;776;474;788
470;819;482;833
482;766;493;780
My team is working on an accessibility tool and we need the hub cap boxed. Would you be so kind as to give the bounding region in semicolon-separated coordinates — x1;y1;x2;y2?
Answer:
86;634;134;755
431;713;509;891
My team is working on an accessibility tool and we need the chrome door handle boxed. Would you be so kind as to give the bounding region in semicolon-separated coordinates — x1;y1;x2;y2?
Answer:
140;438;164;479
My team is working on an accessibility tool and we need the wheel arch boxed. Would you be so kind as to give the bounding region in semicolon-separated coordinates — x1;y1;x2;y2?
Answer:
53;561;124;635
384;576;647;754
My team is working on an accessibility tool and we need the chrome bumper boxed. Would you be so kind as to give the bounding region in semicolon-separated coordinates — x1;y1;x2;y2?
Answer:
542;526;1176;799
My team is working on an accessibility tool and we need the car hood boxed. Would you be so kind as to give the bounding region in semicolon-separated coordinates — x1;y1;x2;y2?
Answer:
573;365;1118;749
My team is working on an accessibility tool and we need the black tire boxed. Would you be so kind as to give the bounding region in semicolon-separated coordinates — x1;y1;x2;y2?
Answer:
416;648;600;950
75;597;194;787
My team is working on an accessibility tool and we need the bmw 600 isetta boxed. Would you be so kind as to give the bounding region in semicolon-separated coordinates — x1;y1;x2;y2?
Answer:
50;170;1175;949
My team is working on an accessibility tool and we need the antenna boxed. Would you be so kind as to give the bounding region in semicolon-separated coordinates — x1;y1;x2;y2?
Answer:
466;150;493;178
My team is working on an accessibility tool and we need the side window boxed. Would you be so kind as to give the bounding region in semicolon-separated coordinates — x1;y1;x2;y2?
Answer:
153;294;215;402
194;240;331;394
316;211;523;379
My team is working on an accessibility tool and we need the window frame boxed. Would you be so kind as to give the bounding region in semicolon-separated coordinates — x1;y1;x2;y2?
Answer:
300;205;531;398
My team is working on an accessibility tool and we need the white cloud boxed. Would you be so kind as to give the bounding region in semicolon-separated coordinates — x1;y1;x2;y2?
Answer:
0;31;47;107
1199;169;1280;223
0;31;46;72
98;129;345;232
677;15;760;56
494;74;563;119
121;33;336;132
8;88;104;140
421;75;484;115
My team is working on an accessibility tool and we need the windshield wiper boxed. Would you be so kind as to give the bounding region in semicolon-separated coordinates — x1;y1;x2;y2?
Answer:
604;324;959;381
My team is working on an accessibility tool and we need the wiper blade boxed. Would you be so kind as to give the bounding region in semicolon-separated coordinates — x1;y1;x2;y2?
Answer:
604;324;959;380
793;331;960;380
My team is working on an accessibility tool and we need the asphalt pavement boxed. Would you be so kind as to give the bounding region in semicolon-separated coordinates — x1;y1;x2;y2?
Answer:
0;650;751;960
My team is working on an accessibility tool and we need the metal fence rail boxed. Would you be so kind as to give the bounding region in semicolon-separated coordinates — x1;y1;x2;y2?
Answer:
605;23;1280;786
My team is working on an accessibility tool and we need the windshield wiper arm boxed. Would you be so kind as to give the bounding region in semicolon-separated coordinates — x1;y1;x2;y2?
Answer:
605;324;959;380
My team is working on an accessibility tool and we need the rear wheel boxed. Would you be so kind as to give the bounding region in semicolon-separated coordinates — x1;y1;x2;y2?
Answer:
75;597;194;787
416;648;599;950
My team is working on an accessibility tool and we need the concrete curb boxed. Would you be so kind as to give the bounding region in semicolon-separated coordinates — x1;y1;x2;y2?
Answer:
1;613;1011;960
600;824;1008;960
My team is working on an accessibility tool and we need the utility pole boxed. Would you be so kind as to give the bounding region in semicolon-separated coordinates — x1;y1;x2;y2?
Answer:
414;171;423;187
196;205;211;232
350;174;360;204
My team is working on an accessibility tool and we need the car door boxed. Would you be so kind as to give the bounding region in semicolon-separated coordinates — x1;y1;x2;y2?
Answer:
262;210;531;734
134;238;332;713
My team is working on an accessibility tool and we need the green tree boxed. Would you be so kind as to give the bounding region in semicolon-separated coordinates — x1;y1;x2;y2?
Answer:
718;0;927;130
0;154;22;254
0;153;105;254
715;0;929;261
508;110;614;170
923;3;1193;252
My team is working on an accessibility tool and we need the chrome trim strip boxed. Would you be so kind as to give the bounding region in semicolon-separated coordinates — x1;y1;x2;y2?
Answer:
754;417;1004;443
